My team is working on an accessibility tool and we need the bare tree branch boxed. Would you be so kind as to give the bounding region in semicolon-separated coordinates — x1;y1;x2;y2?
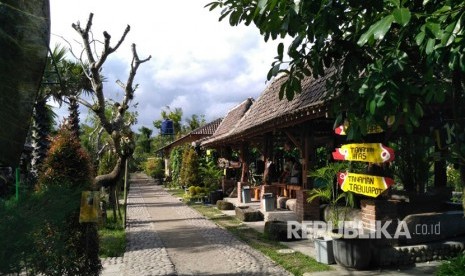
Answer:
71;13;149;188
72;95;93;110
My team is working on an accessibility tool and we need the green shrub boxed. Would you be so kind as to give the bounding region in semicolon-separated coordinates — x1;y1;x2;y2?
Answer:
188;186;197;196
200;158;223;192
437;254;465;276
38;125;94;190
195;186;203;195
169;146;184;185
31;125;101;275
180;147;200;187
144;157;164;179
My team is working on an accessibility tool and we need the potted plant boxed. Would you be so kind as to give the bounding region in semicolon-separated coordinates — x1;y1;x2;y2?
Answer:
307;162;356;265
200;159;224;204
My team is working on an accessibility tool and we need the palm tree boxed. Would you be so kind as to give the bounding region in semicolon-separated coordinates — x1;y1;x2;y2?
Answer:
30;45;92;181
59;58;93;138
30;46;67;180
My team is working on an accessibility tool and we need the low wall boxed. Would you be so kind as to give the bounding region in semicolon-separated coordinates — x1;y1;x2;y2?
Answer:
374;237;465;266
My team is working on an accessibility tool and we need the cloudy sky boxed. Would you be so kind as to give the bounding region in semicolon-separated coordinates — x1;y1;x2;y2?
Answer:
49;0;287;134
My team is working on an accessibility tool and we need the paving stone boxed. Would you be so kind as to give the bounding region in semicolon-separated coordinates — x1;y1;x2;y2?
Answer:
102;173;291;276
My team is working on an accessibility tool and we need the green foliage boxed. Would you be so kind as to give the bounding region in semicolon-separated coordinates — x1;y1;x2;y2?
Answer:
207;0;465;159
153;106;183;136
144;157;164;179
98;209;125;258
98;151;118;175
437;254;465;276
38;125;94;190
390;136;434;193
180;147;200;187
188;186;196;195
307;163;355;225
170;146;185;185
447;165;462;191
0;186;102;275
183;114;206;133
27;125;101;275
199;158;223;192
188;185;207;197
132;126;153;170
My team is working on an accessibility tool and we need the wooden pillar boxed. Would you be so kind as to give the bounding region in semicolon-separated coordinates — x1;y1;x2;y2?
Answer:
262;133;273;185
301;129;308;189
240;142;249;182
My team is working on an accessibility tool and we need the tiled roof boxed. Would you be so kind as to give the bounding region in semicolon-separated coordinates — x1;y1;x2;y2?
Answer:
201;98;254;146
191;117;223;135
203;69;334;146
157;118;223;152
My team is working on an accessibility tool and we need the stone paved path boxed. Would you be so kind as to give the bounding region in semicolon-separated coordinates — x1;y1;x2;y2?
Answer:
102;173;291;276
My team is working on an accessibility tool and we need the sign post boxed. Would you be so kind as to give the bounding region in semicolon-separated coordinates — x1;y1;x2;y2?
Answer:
123;159;128;229
337;172;394;197
332;140;395;198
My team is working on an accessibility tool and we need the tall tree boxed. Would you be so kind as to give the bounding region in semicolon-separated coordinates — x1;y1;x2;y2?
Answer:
207;0;465;134
30;45;68;180
71;13;151;188
184;114;206;133
207;0;465;191
30;44;92;180
153;106;183;136
136;126;153;154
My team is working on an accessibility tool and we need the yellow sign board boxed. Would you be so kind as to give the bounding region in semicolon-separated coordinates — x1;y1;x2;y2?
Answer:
337;172;394;197
332;143;395;163
79;191;99;223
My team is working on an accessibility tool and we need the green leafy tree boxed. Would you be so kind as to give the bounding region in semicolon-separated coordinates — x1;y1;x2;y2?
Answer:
183;114;206;133
137;126;153;153
132;126;153;170
31;44;92;182
153;106;183;136
207;0;465;134
208;0;465;202
30;45;68;180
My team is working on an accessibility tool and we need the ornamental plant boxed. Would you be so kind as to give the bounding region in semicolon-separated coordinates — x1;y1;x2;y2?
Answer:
31;124;101;275
144;157;164;179
307;162;355;227
38;124;94;190
180;147;200;187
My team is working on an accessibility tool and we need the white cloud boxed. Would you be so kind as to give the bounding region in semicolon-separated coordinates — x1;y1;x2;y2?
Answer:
49;0;288;133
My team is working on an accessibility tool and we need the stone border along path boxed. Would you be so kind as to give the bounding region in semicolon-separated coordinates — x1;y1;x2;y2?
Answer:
102;173;292;276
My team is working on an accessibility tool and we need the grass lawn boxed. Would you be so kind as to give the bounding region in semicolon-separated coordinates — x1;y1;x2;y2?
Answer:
186;202;332;276
98;208;126;258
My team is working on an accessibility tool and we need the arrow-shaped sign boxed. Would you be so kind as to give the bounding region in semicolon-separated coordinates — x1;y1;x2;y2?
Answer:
334;116;395;135
332;143;395;163
337;171;394;197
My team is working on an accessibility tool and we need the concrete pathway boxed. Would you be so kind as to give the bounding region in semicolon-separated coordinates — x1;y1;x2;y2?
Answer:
101;173;441;275
102;173;291;276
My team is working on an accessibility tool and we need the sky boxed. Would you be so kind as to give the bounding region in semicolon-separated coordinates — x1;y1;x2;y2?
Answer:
49;0;287;134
